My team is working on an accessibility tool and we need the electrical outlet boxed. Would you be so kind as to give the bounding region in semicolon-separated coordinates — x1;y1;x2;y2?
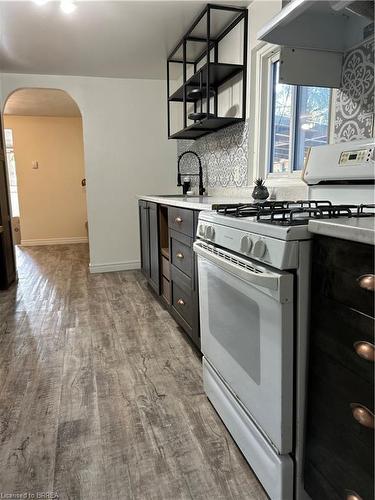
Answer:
32;161;39;169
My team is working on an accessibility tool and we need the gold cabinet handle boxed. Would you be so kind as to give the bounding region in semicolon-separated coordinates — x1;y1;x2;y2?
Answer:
175;216;183;224
350;404;374;429
345;490;363;500
176;252;184;259
357;274;375;291
353;341;375;362
177;298;185;306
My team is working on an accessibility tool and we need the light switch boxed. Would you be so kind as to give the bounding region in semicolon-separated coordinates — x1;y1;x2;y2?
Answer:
32;161;39;169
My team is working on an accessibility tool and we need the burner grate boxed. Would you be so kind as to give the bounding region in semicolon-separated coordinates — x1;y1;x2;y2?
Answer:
214;200;375;226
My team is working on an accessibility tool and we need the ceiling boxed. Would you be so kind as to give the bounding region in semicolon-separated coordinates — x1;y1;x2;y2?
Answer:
4;88;81;117
0;1;250;80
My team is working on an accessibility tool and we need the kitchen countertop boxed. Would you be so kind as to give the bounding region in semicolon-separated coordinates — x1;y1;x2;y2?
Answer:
137;195;252;211
308;217;375;245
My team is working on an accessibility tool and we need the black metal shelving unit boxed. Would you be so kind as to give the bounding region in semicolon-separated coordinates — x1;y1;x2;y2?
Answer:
167;3;248;140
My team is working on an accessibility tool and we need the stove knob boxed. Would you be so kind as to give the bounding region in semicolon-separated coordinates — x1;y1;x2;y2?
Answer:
198;224;206;237
240;236;253;254
206;225;215;240
253;239;267;258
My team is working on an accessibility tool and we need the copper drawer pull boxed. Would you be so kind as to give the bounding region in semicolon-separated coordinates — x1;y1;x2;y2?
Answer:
357;274;375;291
350;403;374;429
354;341;375;362
176;252;184;259
346;490;363;500
175;216;183;224
177;298;185;306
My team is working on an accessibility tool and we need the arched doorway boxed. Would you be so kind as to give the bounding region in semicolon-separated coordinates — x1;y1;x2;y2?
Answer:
2;88;88;275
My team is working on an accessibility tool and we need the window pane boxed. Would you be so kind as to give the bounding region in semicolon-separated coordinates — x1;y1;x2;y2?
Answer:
4;128;13;148
270;61;294;173
294;86;330;170
4;129;20;217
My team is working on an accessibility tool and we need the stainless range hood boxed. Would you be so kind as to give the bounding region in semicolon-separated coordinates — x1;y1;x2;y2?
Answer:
258;0;373;52
257;0;373;88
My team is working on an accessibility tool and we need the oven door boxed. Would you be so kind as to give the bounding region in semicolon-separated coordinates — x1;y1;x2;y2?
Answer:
194;241;294;454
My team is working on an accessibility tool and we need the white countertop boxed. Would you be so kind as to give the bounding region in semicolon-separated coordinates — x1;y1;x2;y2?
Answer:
308;217;375;245
137;194;251;211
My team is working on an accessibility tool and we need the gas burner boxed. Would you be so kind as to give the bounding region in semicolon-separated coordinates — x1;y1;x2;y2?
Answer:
213;201;375;226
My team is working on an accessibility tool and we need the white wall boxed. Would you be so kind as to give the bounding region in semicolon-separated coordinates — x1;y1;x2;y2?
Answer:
4;115;88;245
0;73;177;272
247;0;282;184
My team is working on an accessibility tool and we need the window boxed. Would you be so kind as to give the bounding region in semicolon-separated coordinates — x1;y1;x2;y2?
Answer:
4;129;20;217
269;60;331;174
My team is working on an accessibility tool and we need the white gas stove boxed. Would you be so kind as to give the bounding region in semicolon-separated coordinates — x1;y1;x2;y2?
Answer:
193;139;374;500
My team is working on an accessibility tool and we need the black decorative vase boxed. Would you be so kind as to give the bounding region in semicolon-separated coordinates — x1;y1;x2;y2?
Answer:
252;185;269;201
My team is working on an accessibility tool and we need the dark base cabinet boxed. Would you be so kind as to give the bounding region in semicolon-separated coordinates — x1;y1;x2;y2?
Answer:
304;235;374;500
138;200;160;294
168;208;200;350
138;201;200;350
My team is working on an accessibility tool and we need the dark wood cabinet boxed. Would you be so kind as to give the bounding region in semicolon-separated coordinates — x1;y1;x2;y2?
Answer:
138;200;159;294
168;206;200;349
139;200;150;278
139;201;200;350
304;235;374;500
148;202;160;293
0;119;16;290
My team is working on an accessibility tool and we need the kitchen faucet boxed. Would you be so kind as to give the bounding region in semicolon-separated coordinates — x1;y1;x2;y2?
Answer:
177;150;205;196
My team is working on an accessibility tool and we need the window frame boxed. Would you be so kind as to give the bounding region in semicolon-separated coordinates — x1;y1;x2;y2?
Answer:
248;44;335;185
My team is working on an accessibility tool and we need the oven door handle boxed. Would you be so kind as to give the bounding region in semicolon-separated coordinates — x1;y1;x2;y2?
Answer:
194;241;280;291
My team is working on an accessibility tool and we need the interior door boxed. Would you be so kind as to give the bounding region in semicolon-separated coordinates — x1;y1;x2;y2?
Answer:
195;244;294;453
0;117;16;289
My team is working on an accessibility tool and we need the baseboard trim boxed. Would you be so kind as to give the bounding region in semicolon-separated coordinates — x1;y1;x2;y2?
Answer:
89;260;141;274
21;237;88;246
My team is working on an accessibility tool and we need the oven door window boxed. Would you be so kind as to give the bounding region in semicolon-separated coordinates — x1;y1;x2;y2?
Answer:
198;255;294;453
208;272;261;384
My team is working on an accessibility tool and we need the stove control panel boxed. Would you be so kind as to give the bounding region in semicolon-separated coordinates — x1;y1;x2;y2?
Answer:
253;240;267;258
303;139;375;184
196;222;299;269
205;225;215;241
240;235;253;253
339;147;373;166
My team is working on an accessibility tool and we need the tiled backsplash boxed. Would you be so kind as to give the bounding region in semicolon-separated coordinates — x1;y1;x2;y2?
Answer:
177;37;374;193
334;36;374;142
177;120;249;189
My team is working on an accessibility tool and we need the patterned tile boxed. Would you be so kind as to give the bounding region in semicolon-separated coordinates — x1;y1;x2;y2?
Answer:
177;38;374;191
334;37;374;142
177;120;249;189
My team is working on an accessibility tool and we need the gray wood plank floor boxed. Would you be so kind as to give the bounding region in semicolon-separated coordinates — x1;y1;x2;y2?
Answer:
0;244;267;500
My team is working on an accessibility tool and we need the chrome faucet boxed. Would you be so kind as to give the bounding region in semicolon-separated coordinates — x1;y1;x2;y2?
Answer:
177;151;205;196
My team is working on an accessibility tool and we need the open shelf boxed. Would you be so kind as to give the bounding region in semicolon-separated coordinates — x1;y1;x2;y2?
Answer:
169;117;243;139
161;247;169;260
167;4;248;140
169;62;244;102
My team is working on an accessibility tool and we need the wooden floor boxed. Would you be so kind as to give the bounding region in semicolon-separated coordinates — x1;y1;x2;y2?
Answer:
0;244;267;500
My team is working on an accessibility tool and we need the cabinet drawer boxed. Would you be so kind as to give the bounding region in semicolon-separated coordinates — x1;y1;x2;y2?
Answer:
305;349;374;500
311;296;374;384
171;277;193;327
168;206;194;236
170;231;193;278
313;236;375;317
